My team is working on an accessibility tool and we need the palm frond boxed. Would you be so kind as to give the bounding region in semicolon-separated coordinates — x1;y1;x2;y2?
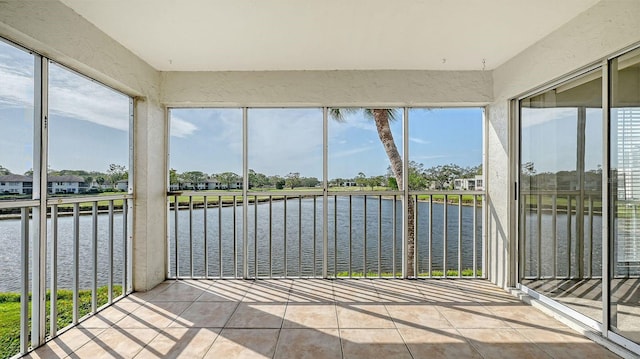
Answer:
364;108;399;121
329;108;358;122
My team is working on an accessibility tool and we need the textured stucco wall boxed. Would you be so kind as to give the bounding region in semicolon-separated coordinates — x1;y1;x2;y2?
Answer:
0;0;167;291
161;70;493;106
486;0;640;288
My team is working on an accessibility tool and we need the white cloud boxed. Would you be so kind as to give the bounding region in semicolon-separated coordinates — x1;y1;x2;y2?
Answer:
0;63;33;108
48;64;130;131
410;137;430;145
331;146;374;158
170;115;198;138
521;107;576;128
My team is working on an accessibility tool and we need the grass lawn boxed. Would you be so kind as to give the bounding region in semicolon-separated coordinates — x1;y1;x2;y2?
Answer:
0;285;123;359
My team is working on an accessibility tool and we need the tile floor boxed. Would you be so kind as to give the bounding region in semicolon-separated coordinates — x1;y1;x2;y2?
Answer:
24;279;623;359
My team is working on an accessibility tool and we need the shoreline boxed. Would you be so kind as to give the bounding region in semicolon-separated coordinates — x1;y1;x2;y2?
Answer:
0;194;488;220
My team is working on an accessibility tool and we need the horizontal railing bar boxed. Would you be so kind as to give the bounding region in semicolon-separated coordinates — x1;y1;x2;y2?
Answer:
247;191;325;197
47;194;133;205
407;190;485;196
170;190;242;197
329;190;405;196
0;200;40;209
519;190;599;196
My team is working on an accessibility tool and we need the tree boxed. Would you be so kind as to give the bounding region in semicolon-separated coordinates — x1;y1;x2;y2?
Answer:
182;171;207;187
216;172;240;190
275;178;286;190
248;169;270;188
330;108;416;276
285;172;301;189
0;165;11;176
106;164;127;188
425;163;463;190
355;172;367;189
23;169;33;176
169;168;179;186
366;175;384;190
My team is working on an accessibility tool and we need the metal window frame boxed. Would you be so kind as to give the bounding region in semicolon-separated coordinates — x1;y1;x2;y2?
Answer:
514;41;640;353
1;35;136;355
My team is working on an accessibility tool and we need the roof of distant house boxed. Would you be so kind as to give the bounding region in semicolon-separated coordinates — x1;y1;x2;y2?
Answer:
48;175;85;182
0;174;32;182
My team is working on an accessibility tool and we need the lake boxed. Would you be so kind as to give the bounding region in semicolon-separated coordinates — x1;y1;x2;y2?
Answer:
0;196;487;292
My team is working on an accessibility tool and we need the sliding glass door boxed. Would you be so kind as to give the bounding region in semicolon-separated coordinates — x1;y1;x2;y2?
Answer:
609;47;640;344
519;45;640;351
519;69;603;323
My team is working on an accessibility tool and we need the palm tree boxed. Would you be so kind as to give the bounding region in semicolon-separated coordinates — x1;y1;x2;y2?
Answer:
330;108;415;277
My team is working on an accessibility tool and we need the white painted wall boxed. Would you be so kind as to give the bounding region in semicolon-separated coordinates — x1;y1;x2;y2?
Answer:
162;70;492;106
0;0;166;291
486;0;640;288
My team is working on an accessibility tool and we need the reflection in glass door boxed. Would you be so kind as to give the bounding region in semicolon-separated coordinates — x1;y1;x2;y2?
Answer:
609;47;640;345
519;69;603;323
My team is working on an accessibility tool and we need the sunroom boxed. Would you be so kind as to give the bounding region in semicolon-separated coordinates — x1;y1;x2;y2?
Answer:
0;0;639;358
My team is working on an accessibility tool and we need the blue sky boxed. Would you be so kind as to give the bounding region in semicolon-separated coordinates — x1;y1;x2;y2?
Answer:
170;107;483;179
521;107;602;173
1;39;483;178
0;40;130;174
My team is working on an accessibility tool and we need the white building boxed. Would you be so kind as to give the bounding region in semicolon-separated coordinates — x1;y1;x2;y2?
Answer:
454;175;484;191
0;174;32;194
47;175;87;194
116;179;128;191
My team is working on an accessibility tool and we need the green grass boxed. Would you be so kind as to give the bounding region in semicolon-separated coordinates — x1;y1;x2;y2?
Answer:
0;285;123;359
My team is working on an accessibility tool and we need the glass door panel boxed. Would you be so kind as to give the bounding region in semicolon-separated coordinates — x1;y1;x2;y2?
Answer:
609;47;640;344
520;69;603;323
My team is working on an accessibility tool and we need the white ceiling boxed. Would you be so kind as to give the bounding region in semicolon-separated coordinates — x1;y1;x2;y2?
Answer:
60;0;601;72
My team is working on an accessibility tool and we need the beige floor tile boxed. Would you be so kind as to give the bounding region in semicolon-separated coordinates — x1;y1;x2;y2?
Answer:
333;281;380;302
399;328;483;358
385;304;453;329
336;304;395;328
72;328;160;359
243;280;292;303
458;328;552;359
436;304;509;328
134;327;220;359
169;301;238;328
420;284;477;304
203;328;280;359
340;329;412;359
517;327;622;358
115;301;191;329
484;304;568;329
374;281;426;303
288;281;334;302
274;329;341;359
24;328;104;359
149;282;208;302
79;302;142;329
197;283;248;302
226;303;287;328
283;304;338;328
128;282;173;301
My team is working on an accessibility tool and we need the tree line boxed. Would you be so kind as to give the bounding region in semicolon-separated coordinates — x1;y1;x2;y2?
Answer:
170;162;481;191
0;164;128;190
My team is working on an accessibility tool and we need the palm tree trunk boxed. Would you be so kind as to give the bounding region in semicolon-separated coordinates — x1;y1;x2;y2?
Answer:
372;110;415;277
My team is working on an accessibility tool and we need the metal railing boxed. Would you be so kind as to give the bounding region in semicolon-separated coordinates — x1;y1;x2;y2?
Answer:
168;190;485;279
0;194;133;357
520;190;602;280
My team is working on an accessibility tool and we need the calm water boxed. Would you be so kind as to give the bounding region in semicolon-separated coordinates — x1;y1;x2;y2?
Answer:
168;197;484;278
0;197;484;292
0;213;127;293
